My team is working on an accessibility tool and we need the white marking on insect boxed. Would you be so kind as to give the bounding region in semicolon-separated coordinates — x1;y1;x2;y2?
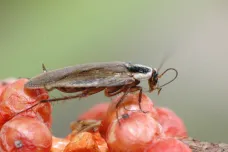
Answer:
131;64;153;80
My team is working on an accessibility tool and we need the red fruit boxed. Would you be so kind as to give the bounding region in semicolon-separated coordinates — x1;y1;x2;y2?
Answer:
19;102;52;128
92;132;108;152
64;132;100;152
0;85;7;97
33;102;52;128
156;107;187;138
0;86;6;96
0;79;49;128
0;116;52;152
51;136;70;152
78;103;110;120
106;112;164;152
0;78;17;85
0;78;17;97
100;93;157;138
146;138;192;152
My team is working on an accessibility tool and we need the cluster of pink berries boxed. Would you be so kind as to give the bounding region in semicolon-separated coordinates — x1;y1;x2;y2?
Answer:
0;78;191;152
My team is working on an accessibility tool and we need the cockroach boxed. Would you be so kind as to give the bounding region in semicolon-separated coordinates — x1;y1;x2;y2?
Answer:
22;61;178;114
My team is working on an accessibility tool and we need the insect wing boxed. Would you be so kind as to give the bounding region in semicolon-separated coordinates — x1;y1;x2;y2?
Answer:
25;62;135;89
47;62;135;88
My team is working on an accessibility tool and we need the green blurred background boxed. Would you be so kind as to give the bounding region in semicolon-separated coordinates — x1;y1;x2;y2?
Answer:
1;1;228;142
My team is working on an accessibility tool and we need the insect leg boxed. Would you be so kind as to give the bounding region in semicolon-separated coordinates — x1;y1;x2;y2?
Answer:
104;86;125;97
127;86;148;113
115;87;131;109
113;87;132;125
105;86;133;125
77;87;105;98
131;86;148;113
137;86;145;112
105;80;140;106
105;86;146;114
16;88;105;116
40;87;105;103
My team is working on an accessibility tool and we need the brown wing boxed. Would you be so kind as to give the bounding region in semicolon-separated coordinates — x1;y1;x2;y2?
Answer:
25;62;135;90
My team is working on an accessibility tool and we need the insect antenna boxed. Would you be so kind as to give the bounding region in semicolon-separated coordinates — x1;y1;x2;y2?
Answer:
155;52;177;94
157;51;174;72
157;68;178;94
42;63;48;73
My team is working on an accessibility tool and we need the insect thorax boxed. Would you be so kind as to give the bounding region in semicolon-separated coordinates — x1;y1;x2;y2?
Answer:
125;63;152;80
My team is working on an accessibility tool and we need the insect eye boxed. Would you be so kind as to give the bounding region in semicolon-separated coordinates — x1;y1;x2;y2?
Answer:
152;72;158;79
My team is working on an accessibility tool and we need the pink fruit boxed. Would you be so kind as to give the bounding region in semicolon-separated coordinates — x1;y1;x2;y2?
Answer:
106;112;163;152
156;107;187;138
100;93;157;138
146;138;191;152
0;116;52;152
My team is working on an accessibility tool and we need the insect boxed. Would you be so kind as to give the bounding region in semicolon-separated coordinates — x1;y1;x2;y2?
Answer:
22;61;178;113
